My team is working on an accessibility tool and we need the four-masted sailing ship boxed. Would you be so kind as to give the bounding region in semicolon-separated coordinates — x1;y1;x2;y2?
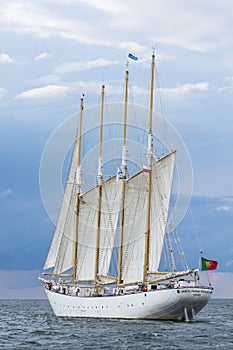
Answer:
39;53;213;321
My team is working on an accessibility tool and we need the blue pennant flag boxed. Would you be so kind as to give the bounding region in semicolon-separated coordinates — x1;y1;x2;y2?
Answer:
116;167;123;181
128;53;138;61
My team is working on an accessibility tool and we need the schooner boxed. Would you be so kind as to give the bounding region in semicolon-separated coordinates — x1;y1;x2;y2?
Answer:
39;52;213;321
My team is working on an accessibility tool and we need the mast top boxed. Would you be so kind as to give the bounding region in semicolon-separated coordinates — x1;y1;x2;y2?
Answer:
149;51;155;135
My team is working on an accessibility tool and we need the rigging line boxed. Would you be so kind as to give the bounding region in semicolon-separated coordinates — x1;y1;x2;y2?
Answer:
103;93;113;141
128;56;149;110
104;94;116;170
157;180;176;272
165;230;176;272
127;59;151;162
162;235;170;272
153;48;171;158
153;46;166;117
189;207;203;270
169;194;189;270
154;64;166;117
102;95;119;179
128;102;146;169
101;180;119;274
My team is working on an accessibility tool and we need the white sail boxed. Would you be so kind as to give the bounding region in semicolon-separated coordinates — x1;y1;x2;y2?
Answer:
120;151;175;284
121;170;147;284
98;179;121;277
52;185;77;274
149;151;176;272
75;186;98;280
43;139;78;273
76;176;121;281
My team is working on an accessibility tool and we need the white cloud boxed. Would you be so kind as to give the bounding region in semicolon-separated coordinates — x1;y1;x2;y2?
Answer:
0;88;6;99
55;58;119;74
30;74;60;86
161;82;209;96
15;85;73;100
130;85;148;96
216;205;231;212
117;41;147;53
0;0;232;52
157;52;177;62
34;52;51;61
218;77;233;92
79;0;125;14
218;86;233;92
0;53;13;63
0;188;12;199
0;1;112;46
71;80;122;96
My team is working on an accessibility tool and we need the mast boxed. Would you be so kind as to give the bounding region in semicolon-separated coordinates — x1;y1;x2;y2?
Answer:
94;84;105;293
72;96;84;283
143;51;155;283
117;64;129;285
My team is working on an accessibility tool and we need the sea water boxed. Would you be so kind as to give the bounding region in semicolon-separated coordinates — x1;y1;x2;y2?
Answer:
0;299;232;349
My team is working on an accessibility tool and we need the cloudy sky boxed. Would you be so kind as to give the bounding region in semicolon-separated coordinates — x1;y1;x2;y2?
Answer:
0;0;233;299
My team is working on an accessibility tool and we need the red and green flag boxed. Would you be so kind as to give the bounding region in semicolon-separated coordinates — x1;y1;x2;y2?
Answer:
201;257;218;271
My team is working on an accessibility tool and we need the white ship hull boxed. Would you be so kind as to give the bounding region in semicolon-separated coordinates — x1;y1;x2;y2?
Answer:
45;287;212;321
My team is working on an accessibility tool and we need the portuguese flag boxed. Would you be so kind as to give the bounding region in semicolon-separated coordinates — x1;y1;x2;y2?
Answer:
201;257;218;271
